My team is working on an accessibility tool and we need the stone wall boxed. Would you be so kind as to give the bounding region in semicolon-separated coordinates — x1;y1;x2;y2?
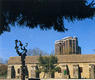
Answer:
7;55;95;79
7;62;95;79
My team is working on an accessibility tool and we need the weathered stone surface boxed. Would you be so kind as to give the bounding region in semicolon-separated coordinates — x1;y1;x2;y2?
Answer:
7;54;95;79
8;54;95;64
55;37;81;55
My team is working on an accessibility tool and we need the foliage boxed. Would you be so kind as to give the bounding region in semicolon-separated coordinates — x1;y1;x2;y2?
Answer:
37;55;61;78
0;0;95;34
27;48;48;56
0;64;7;78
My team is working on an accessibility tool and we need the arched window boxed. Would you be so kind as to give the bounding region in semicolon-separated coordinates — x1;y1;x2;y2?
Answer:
11;66;15;78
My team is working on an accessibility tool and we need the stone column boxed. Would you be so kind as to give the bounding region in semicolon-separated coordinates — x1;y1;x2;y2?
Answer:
7;65;12;79
31;65;36;78
19;66;22;79
73;65;80;79
89;64;95;79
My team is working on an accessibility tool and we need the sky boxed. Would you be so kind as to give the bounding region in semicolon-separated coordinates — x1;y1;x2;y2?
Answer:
0;18;95;61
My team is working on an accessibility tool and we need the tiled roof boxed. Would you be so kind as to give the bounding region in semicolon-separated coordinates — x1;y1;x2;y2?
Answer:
8;54;95;64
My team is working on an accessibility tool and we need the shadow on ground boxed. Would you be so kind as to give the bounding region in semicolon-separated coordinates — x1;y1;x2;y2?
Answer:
28;78;40;80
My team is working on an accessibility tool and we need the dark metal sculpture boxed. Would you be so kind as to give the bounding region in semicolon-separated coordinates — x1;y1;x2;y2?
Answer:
15;40;28;80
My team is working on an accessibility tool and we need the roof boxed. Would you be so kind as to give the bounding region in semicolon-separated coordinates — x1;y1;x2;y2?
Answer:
8;54;95;65
8;56;39;64
57;54;95;63
55;36;77;44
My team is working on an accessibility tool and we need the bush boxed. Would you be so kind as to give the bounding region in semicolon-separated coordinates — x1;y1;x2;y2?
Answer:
0;64;7;78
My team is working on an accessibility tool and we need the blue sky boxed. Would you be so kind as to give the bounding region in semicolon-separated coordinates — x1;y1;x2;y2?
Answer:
0;18;95;61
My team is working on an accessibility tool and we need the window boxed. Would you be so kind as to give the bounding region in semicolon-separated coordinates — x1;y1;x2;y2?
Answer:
18;68;20;74
69;40;72;48
11;66;15;78
79;67;83;72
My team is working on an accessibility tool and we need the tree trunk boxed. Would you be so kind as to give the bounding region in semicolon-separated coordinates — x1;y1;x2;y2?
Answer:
21;56;26;80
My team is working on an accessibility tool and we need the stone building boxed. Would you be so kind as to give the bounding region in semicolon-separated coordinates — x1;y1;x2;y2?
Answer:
7;37;95;79
7;55;95;79
55;37;81;55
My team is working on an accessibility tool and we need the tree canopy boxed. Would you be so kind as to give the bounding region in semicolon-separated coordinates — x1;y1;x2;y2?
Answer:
27;48;48;56
37;55;61;78
0;0;95;34
0;64;7;78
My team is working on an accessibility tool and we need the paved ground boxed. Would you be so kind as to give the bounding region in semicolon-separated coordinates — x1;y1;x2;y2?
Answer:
0;77;72;80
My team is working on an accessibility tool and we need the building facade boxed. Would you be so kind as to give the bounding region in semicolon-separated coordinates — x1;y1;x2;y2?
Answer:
55;37;81;55
7;55;95;79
